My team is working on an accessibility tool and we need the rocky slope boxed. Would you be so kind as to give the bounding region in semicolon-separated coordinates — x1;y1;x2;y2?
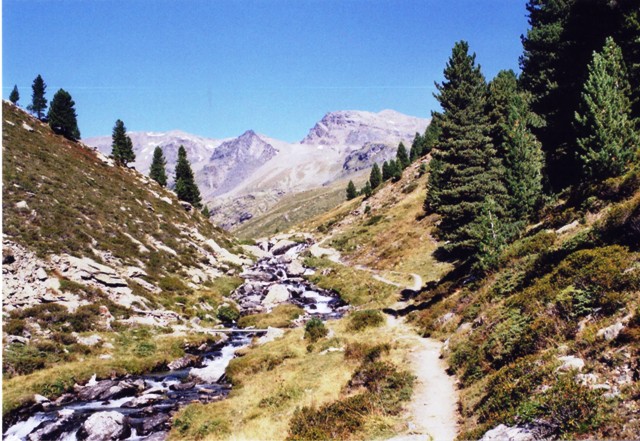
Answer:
85;110;429;230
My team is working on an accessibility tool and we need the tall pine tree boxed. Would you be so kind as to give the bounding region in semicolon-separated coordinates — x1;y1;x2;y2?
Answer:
28;75;47;120
175;145;202;208
111;120;136;166
369;163;382;189
488;70;519;157
382;161;392;181
149;146;168;187
502;92;544;226
409;132;423;162
575;37;638;180
396;142;410;169
346;180;358;200
422;119;441;156
9;85;19;105
48;89;81;141
429;41;507;258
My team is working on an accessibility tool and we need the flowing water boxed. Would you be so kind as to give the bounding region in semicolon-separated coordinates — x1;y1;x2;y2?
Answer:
4;241;344;441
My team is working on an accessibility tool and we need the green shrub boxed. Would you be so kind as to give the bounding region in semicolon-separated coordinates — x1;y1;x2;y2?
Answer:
4;318;26;336
159;275;188;292
482;309;536;369
304;318;328;342
348;309;385;331
3;344;48;376
216;305;240;323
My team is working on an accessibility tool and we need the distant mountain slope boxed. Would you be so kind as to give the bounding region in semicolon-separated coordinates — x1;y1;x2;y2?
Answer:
85;110;429;230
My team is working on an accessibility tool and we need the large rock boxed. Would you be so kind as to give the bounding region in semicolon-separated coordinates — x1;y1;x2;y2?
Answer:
76;379;138;401
479;424;537;441
79;411;129;441
263;284;290;309
286;260;306;277
270;240;297;255
597;321;625;341
557;355;585;372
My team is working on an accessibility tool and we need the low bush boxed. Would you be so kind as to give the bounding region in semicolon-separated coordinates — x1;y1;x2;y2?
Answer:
348;309;385;331
304;318;328;343
158;275;188;292
216;305;240;323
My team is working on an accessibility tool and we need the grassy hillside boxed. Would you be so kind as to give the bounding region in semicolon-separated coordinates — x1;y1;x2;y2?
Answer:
234;172;368;240
297;152;640;439
2;101;248;414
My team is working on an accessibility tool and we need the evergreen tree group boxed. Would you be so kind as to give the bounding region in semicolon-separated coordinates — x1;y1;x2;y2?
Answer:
175;145;202;208
111;120;136;166
149;146;168;187
48;89;81;141
420;1;639;272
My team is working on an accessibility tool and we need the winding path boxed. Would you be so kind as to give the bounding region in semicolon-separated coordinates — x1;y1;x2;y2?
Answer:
310;238;457;440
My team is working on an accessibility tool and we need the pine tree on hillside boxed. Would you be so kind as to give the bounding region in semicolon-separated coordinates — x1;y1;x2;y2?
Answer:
503;92;544;226
575;37;638;180
362;181;373;198
396;142;410;169
48;89;81;141
488;70;519;157
468;196;507;273
410;132;423;162
617;0;640;117
424;156;443;213
369;163;382;189
9;85;19;105
346;180;358;200
28;75;47;120
149;146;168;187
175;145;202;208
382;161;392;181
422;119;442;156
429;41;507;258
111;120;136;166
201;205;211;217
387;159;402;182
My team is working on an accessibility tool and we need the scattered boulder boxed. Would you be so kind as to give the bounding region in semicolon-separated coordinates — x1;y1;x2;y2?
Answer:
286;260;305;277
167;354;200;371
263;284;290;309
78;411;129;441
479;424;537;441
557;355;585;372
556;220;580;234
76;334;102;347
597;321;625;341
256;327;285;345
270;240;297;255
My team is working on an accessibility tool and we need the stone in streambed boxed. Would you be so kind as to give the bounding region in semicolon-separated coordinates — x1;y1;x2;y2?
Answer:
262;284;290;309
78;411;130;441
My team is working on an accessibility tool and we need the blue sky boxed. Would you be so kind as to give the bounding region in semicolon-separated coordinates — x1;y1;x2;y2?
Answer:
3;0;529;141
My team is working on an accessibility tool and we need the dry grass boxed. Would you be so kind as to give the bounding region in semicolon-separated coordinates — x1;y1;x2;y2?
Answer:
170;317;415;440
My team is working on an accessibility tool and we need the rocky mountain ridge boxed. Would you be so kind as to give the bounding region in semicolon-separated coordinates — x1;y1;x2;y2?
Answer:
85;110;429;229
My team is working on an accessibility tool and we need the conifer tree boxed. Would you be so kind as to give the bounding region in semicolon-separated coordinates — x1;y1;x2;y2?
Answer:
429;41;507;258
48;89;81;141
28;75;47;120
503;92;544;225
424;156;443;213
175;145;202;208
362;181;372;198
369;163;382;189
575;37;638;179
396;142;410;169
421;120;441;156
410;132;423;162
149;146;168;187
468;196;507;273
346;180;358;200
488;70;519;156
201;205;210;217
386;159;402;182
9;85;19;105
617;0;640;117
382;161;392;181
111;120;136;166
